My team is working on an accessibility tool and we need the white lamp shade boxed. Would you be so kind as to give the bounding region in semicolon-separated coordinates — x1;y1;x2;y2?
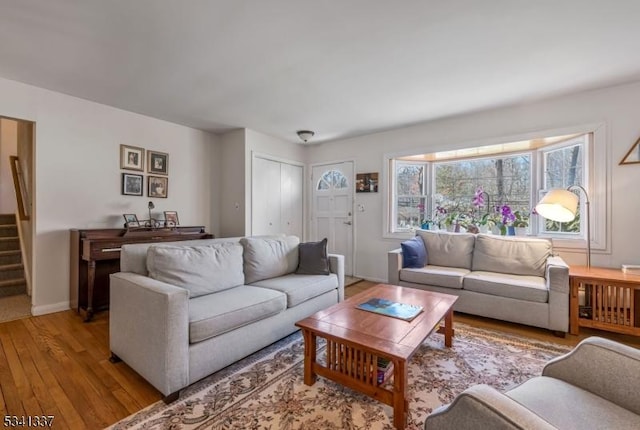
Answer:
535;189;579;222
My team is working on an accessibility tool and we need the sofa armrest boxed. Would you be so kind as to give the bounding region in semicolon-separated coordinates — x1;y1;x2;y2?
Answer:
109;272;190;396
544;255;570;332
388;248;403;285
542;336;640;415
545;256;569;294
424;384;557;430
328;254;345;301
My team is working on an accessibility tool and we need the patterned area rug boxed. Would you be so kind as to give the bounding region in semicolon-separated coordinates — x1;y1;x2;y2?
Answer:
110;323;570;430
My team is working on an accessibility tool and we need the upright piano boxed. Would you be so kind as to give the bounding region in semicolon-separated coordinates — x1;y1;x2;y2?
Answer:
70;226;213;321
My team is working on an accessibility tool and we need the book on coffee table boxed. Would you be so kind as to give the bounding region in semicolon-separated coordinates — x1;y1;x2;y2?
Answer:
356;297;423;321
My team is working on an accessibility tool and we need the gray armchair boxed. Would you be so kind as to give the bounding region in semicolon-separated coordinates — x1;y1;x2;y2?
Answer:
424;337;640;429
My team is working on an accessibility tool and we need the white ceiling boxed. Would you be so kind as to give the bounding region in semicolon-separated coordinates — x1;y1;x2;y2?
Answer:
2;1;640;144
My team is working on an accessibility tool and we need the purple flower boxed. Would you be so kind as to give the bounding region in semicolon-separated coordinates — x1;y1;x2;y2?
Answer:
472;187;485;208
500;205;515;225
435;206;447;215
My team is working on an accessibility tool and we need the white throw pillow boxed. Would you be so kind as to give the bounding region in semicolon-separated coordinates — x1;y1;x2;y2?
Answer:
147;243;244;298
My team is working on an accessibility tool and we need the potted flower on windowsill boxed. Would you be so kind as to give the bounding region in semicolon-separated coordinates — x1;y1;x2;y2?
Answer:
443;211;460;232
512;210;530;236
498;205;516;235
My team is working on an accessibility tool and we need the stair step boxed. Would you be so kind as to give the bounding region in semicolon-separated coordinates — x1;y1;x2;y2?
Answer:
0;278;26;288
0;237;19;252
0;214;16;225
0;225;18;237
0;282;26;298
0;250;21;265
0;263;23;271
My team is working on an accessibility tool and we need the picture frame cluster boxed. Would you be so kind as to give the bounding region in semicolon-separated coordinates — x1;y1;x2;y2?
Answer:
120;144;169;198
122;211;179;228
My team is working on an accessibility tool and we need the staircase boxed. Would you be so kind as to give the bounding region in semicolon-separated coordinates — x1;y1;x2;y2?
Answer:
0;214;26;297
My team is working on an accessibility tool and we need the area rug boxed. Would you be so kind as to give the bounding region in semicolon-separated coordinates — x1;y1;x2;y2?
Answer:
110;324;570;429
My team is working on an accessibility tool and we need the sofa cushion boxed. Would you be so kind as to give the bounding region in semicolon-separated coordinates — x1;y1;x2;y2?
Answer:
188;285;287;343
401;235;427;268
250;273;339;307
241;236;300;283
121;237;240;275
147;243;244;298
296;238;330;275
472;234;552;277
415;230;475;269
400;265;469;289
464;271;548;303
506;376;640;430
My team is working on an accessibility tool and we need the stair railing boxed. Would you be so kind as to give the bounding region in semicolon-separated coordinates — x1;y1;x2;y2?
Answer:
9;156;30;221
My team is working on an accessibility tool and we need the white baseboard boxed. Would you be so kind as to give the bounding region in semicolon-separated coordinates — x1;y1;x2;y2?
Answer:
354;275;387;283
31;301;70;316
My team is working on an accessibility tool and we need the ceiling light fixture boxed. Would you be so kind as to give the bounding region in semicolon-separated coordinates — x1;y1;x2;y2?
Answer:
296;130;315;143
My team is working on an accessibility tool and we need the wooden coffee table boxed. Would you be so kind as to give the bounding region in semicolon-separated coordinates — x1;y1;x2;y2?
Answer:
295;283;458;429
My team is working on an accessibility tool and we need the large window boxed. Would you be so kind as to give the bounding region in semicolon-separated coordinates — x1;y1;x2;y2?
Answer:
390;133;589;240
541;143;583;234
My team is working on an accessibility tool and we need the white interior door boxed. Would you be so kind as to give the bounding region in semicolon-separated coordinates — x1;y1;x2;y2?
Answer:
280;163;303;237
311;162;354;276
252;157;281;236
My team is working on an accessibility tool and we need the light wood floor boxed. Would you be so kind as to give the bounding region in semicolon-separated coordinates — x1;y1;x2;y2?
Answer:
2;280;639;429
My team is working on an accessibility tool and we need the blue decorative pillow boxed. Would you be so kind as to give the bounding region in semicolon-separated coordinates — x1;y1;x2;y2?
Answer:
401;235;427;268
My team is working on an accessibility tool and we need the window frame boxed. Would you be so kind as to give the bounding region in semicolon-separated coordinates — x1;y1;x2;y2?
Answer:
383;123;609;256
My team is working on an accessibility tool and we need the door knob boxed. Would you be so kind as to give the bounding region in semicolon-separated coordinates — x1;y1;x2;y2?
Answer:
343;221;352;225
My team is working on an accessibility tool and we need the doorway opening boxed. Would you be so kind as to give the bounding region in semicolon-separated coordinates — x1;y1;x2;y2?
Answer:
0;116;34;322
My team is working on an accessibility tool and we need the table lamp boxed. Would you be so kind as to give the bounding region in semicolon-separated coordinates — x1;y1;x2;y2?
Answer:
535;185;591;267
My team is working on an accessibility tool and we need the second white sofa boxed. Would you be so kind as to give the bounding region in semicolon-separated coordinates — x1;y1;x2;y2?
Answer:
388;230;569;334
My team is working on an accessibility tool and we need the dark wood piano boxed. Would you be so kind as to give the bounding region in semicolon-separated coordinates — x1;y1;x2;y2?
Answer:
70;226;213;321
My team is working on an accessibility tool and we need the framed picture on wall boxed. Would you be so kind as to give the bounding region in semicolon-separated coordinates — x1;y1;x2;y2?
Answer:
122;173;143;196
148;150;169;175
148;175;168;198
164;211;179;226
120;144;145;171
356;172;379;192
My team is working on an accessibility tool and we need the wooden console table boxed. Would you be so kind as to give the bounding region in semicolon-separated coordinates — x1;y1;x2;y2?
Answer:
70;226;213;321
569;265;640;336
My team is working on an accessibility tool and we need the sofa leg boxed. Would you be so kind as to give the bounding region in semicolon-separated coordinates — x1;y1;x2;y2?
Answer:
109;352;122;363
163;391;180;404
552;331;566;338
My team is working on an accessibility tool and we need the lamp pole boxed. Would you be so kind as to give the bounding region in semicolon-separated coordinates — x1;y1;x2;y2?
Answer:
567;185;591;268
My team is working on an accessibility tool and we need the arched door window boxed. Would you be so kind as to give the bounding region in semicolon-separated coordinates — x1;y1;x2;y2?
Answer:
317;169;348;190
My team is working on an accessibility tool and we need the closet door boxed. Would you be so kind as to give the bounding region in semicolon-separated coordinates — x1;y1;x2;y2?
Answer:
252;157;282;235
280;163;303;238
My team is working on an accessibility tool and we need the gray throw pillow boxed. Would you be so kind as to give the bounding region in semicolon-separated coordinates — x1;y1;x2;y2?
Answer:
296;238;330;275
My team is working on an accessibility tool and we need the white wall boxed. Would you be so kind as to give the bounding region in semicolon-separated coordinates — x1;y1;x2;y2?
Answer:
218;129;247;237
308;80;640;282
0;118;18;213
0;76;218;315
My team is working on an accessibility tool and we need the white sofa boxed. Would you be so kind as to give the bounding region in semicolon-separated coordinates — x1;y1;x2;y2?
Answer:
109;235;344;401
388;230;569;333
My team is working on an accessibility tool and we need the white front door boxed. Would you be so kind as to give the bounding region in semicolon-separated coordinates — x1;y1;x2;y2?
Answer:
311;162;354;276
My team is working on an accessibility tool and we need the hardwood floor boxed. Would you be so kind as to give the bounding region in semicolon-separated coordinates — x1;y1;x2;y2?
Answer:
1;280;639;429
0;310;162;429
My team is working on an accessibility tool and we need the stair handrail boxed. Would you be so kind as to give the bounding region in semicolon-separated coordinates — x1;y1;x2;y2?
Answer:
9;156;30;221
